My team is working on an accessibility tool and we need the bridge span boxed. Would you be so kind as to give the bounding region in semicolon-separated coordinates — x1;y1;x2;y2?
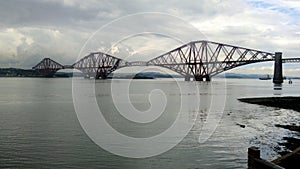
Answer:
32;40;300;84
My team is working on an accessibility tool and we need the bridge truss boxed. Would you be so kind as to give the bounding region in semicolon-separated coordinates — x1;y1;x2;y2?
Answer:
33;40;299;81
32;58;64;77
72;52;128;79
147;41;275;81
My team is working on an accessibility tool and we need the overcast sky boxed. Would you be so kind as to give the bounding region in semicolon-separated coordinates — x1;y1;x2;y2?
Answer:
1;0;300;75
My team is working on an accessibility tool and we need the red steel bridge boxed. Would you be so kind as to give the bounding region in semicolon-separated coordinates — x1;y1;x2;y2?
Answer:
32;40;300;83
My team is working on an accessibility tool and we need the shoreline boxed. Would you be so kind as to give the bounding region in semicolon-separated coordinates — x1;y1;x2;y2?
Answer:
275;124;300;156
238;96;300;112
239;96;300;168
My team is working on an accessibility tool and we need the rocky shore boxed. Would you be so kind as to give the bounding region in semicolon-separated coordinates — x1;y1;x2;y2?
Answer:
275;124;300;156
238;96;300;112
239;96;300;168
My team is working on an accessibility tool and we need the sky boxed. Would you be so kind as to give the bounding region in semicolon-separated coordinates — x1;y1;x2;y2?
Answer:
0;0;300;75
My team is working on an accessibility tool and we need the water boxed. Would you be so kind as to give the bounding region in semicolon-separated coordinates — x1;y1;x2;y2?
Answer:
0;78;299;168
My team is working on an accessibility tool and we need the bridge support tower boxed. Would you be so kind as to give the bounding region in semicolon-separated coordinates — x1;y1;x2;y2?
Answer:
185;74;192;81
204;75;211;82
273;52;283;84
95;70;108;79
194;75;203;81
194;74;210;81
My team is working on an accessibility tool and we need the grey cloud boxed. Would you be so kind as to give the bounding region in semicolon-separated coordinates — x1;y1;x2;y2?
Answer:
0;0;107;28
0;0;299;73
0;0;233;29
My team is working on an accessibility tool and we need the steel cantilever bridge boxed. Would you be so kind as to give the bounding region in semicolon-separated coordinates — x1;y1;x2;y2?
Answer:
32;40;300;82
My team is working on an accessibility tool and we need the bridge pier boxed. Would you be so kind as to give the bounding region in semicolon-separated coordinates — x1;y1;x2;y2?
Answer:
194;74;210;81
185;76;190;81
185;75;192;81
273;52;283;84
194;75;203;81
96;71;108;79
204;75;211;82
100;74;108;79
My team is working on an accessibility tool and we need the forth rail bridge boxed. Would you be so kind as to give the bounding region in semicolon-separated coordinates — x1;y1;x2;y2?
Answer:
32;40;300;84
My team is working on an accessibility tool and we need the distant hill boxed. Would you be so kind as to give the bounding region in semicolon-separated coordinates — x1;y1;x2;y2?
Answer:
0;68;40;77
1;68;299;80
216;73;265;79
0;68;83;78
55;72;83;77
0;68;182;78
216;73;299;79
109;72;183;79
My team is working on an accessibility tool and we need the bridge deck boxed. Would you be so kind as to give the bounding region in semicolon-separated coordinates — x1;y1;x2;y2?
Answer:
32;40;300;79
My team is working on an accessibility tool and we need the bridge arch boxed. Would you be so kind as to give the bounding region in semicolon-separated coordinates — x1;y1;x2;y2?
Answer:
33;40;297;82
33;52;128;79
32;58;64;77
147;40;275;81
72;52;128;79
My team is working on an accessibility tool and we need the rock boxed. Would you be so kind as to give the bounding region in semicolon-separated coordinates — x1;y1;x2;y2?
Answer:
236;123;246;128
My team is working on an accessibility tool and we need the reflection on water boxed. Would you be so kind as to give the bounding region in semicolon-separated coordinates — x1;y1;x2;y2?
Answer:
273;84;282;96
0;78;299;168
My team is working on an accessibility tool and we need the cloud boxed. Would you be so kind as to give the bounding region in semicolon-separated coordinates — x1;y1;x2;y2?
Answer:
0;27;89;67
192;0;300;57
110;33;184;61
0;0;299;76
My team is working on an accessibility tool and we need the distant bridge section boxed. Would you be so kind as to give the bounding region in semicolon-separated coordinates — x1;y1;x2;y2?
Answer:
123;61;148;67
32;58;64;77
282;58;300;63
63;65;74;69
71;52;128;79
147;40;275;81
32;40;300;82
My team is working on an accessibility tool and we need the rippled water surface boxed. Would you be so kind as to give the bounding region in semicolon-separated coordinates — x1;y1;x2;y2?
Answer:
0;78;299;168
